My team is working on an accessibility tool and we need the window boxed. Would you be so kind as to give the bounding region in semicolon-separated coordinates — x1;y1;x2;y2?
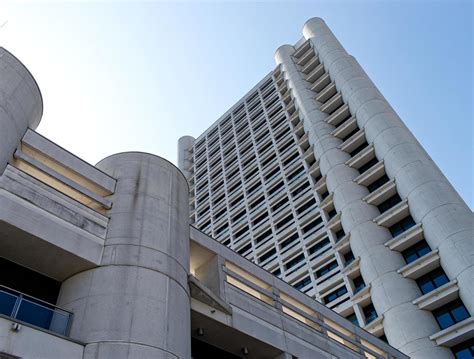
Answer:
451;338;474;359
272;268;281;278
302;217;323;234
416;268;449;295
353;276;366;294
389;215;416;237
367;174;390;193
284;253;305;270
296;198;316;215
324;285;348;304
335;228;346;240
358;157;378;174
255;228;272;244
320;190;329;200
377;193;402;213
432;299;470;330
276;214;294;231
293;276;311;290
327;208;337;219
349;141;368;157
291;181;310;198
308;237;330;255
315;260;338;278
344;251;355;266
346;313;359;326
259;248;276;263
341;127;359;142
363;303;378;324
402;240;431;264
280;232;299;250
237;243;252;255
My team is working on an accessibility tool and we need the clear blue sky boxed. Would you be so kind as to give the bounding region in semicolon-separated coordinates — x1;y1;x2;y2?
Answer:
1;1;472;208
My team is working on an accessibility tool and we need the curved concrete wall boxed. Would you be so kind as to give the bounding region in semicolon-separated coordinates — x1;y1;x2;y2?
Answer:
58;152;191;359
275;22;455;357
303;16;473;317
0;47;43;172
178;135;195;180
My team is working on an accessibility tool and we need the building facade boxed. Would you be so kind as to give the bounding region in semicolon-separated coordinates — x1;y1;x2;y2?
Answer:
178;18;474;359
0;39;409;359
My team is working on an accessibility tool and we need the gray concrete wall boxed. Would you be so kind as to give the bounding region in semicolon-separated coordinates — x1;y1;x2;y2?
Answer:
0;317;84;359
302;16;473;355
58;152;191;359
0;47;42;174
275;20;456;358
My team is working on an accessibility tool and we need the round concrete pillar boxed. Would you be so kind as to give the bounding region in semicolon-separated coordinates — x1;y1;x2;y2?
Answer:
0;47;43;172
276;27;453;358
304;16;473;321
178;135;195;180
58;152;191;359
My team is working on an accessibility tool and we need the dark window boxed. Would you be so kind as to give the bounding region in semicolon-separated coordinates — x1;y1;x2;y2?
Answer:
293;276;311;290
296;199;316;215
252;212;268;226
402;240;431;264
276;214;294;230
416;268;449;295
285;254;305;270
264;167;280;181
237;243;252;255
315;261;338;278
451;338;474;359
272;197;289;212
378;335;388;343
432;299;470;330
327;208;337;219
291;181;310;197
222;239;230;246
280;233;299;249
234;225;249;239
283;152;299;167
344;251;355;265
353;276;366;294
250;196;264;210
367;174;390;193
320;190;329;200
302;217;323;234
230;195;244;208
335;228;346;240
259;248;276;263
308;237;330;255
324;285;348;304
377;193;402;213
268;181;285;196
358;157;378;174
255;228;272;243
346;313;359;325
389;215;416;237
272;268;281;278
363;303;378;324
341;127;359;142
349;141;368;157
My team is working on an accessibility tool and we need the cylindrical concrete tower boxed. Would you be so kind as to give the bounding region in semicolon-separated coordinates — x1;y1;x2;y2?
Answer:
58;152;191;359
302;16;473;352
275;19;455;358
0;47;43;172
178;135;195;180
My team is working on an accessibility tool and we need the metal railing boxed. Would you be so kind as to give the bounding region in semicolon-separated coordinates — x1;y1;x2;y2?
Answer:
0;285;73;336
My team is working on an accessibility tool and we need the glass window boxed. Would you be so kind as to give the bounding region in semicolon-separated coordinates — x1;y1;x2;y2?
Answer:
402;240;431;264
324;285;348;304
363;303;378;324
346;313;359;325
452;338;474;359
377;193;402;213
389;215;416;237
416;268;449;295
353;275;366;293
433;299;470;330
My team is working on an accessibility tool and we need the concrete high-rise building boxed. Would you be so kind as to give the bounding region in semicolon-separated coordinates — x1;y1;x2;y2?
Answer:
178;18;474;359
0;29;411;359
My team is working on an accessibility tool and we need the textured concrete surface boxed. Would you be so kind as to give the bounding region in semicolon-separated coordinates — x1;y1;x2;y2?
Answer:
58;152;191;359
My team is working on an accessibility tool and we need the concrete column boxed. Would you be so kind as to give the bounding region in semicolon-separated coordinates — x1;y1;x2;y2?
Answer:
178;135;195;180
0;47;43;173
58;152;191;359
275;36;452;358
304;13;473;325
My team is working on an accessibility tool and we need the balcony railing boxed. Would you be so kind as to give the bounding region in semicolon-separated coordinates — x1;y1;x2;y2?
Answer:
0;285;72;336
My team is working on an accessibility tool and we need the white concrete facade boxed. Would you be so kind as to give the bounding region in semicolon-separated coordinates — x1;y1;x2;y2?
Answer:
181;19;474;359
